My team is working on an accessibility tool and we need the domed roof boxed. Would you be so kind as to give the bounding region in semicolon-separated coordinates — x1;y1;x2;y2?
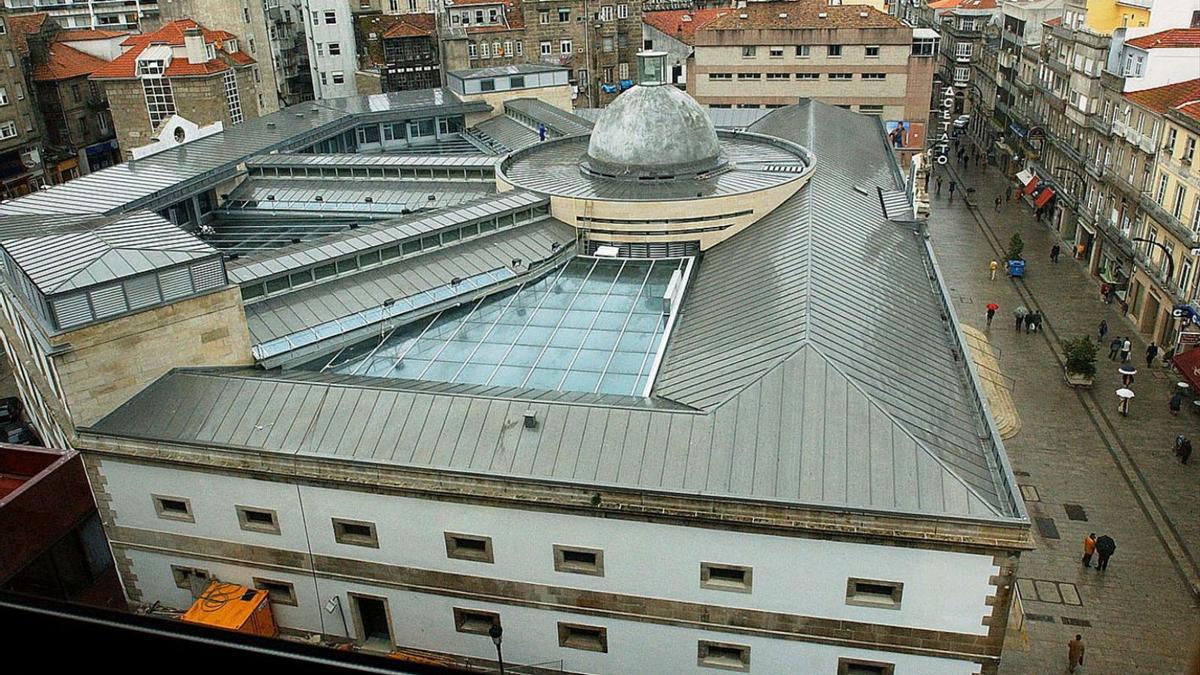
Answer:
583;84;724;179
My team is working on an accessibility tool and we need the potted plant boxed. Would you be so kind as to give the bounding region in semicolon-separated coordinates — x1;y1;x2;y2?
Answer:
1006;233;1024;262
1064;336;1097;387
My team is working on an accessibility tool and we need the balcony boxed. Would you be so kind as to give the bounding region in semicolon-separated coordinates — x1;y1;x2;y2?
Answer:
1046;57;1069;76
1139;194;1198;246
1089;115;1111;135
1108;171;1142;199
1086;162;1105;180
942;22;983;39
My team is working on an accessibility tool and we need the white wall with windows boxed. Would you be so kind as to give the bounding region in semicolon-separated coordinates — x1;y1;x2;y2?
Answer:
302;0;358;99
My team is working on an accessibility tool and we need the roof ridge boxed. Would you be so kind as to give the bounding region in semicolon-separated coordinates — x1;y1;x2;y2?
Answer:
806;342;1004;517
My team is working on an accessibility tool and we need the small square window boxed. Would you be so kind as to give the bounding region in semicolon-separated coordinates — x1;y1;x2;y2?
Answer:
445;532;494;563
741;46;756;58
153;494;194;523
796;45;810;57
828;44;843;57
558;622;608;652
698;640;750;671
768;46;783;57
700;562;753;593
453;607;499;634
845;578;903;609
865;45;880;57
236;505;280;534
838;657;896;675
553;544;604;576
172;565;210;597
253;578;298;605
332;518;379;548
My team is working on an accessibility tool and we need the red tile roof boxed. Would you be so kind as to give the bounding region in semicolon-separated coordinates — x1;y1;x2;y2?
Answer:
701;2;904;31
464;3;524;33
1044;16;1062;27
643;9;731;46
33;42;109;81
1124;78;1200;116
55;28;128;42
1126;28;1200;50
382;13;436;38
447;0;508;5
90;19;253;80
7;12;49;54
1177;101;1200;122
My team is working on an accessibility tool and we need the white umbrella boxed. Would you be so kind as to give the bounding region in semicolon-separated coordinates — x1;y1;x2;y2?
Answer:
1116;388;1135;399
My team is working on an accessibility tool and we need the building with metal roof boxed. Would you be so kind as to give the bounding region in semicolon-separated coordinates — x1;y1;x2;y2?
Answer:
0;61;1028;675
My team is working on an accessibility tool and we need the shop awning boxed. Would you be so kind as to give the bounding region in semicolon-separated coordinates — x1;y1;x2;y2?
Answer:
1010;123;1029;138
1035;187;1055;208
1172;346;1200;393
1016;169;1034;185
1023;176;1041;195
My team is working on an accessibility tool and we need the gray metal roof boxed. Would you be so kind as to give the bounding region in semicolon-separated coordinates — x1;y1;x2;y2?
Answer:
243;217;575;345
571;106;772;130
245;153;498;170
473;115;540;153
317;88;491;121
503;98;594;136
220;179;494;216
500;132;809;201
226;190;549;285
0;211;216;294
449;64;567;79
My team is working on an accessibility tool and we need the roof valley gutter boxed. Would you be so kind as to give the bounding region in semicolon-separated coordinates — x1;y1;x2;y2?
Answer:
641;255;696;397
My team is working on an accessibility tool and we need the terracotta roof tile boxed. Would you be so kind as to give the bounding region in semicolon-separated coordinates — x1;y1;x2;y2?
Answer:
55;28;128;42
1176;101;1200;122
1126;29;1200;50
1124;78;1200;115
90;19;253;80
382;13;436;38
464;3;524;33
33;42;110;81
643;9;731;46
1043;16;1062;26
701;2;904;31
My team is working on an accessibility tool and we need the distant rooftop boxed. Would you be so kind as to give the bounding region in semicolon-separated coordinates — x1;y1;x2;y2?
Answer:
643;8;732;45
1126;28;1200;50
449;63;568;80
699;2;905;32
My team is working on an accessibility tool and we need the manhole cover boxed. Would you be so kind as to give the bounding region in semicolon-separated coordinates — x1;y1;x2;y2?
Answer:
1035;516;1060;539
1061;617;1092;627
1025;613;1056;622
1064;504;1088;521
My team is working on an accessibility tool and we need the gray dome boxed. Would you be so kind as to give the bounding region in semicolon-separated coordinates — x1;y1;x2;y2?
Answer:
583;85;724;179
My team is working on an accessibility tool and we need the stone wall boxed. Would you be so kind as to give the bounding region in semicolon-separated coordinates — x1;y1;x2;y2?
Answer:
50;286;253;426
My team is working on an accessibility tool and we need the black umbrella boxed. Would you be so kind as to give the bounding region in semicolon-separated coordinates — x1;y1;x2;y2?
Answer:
1096;535;1115;556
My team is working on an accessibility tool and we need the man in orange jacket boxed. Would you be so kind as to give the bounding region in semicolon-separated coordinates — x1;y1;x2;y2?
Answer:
1082;533;1096;568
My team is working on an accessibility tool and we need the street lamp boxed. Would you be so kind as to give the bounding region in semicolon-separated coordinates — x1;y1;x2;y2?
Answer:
489;623;505;675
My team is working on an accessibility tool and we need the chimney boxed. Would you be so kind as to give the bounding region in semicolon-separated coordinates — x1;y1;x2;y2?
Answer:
184;27;206;65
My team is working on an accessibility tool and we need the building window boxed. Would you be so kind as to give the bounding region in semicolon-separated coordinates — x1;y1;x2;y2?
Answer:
708;73;732;80
795;72;819;80
0;87;7;106
539;41;551;56
332;518;379;548
1157;174;1169;204
768;46;783;57
560;39;572;55
152;494;194;522
332;71;345;84
0;18;6;35
829;73;852;80
1173;185;1187;219
468;42;477;58
828;44;842;57
845;578;904;609
13;82;22;100
954;66;970;82
837;658;896;675
603;37;613;53
700;562;753;593
328;42;341;56
171;565;210;597
741;46;756;58
253;578;298;606
600;5;613;21
515;41;523;56
558;7;569;21
865;45;880;57
859;105;884;115
142;78;176;128
5;50;14;68
503;40;513;57
618;62;628;79
324;10;336;24
737;72;761;80
453;607;499;635
444;532;494;562
698;641;750;672
236;505;280;534
862;73;886;80
69;83;81;102
1184;137;1196;164
553;544;604;576
539;9;549;24
796;45;810;57
223;70;244;125
617;3;628;19
558;622;608;652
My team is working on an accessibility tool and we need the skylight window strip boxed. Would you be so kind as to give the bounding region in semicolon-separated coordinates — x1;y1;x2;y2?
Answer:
448;278;533;382
413;296;489;381
481;262;573;388
555;258;625;391
379;310;445;379
592;260;655;395
517;257;600;390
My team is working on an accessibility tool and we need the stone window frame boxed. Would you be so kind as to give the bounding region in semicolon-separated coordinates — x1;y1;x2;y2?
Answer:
865;45;881;58
332;517;379;548
236;505;281;535
152;494;195;523
700;562;753;593
171;564;210;596
828;44;843;58
845;577;904;610
837;657;896;675
557;621;608;653
552;544;604;576
444;532;494;563
453;607;499;635
768;46;784;58
697;640;751;672
253;577;298;606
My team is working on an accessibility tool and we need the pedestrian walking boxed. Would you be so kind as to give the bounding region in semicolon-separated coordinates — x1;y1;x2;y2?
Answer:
1081;533;1096;568
1120;338;1132;362
1179;437;1193;464
1108;337;1122;360
538;122;547;142
1175;433;1188;458
986;302;998;328
1030;311;1041;333
1100;282;1110;302
1068;635;1086;673
1170;392;1183;415
994;196;1002;212
989;260;998;281
1146;342;1159;368
1106;285;1118;304
1024;312;1034;333
948;181;956;204
1095;535;1116;571
1050;244;1061;263
1098;320;1108;342
936;176;942;195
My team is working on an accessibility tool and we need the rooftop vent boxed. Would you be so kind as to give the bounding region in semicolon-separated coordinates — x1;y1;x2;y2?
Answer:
266;122;276;129
859;11;869;17
818;12;828;18
523;411;538;429
266;194;275;200
681;14;692;22
295;112;304;118
348;223;359;229
364;196;374;203
314;195;323;202
739;13;748;18
779;12;788;18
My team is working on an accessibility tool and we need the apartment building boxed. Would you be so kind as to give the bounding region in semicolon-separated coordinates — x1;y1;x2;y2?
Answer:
0;13;45;197
642;8;731;86
357;11;440;92
936;0;998;116
688;3;937;127
2;0;158;30
304;0;358;98
90;19;259;160
9;13;121;183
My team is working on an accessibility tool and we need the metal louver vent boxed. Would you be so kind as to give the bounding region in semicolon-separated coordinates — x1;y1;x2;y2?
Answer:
51;294;92;329
88;284;128;319
189;258;226;292
124;274;162;310
159;267;195;301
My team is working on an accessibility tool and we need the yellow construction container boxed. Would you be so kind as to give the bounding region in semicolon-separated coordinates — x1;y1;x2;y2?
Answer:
180;581;278;638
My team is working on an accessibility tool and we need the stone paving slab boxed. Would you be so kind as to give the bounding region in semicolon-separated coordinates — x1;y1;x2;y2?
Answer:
925;161;1200;674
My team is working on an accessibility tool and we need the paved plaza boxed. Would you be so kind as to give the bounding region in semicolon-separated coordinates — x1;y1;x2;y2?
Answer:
927;158;1200;673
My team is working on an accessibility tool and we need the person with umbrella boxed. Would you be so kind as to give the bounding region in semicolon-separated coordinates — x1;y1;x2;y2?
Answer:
1013;305;1028;332
1095;534;1116;571
1117;388;1134;416
1119;364;1137;387
985;302;998;328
